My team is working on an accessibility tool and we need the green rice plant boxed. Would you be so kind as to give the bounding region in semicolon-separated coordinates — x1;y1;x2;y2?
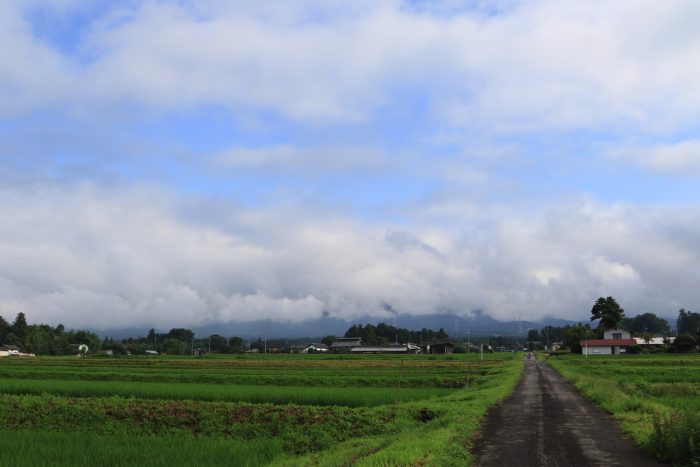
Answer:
0;378;454;406
0;429;283;467
0;393;409;453
0;353;526;466
271;356;525;466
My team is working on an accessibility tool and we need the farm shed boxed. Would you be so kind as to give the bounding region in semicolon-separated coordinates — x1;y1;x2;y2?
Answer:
350;343;421;354
634;336;674;346
0;344;21;356
302;343;329;353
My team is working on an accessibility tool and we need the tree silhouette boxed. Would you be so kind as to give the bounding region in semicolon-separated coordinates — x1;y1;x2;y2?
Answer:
591;296;625;329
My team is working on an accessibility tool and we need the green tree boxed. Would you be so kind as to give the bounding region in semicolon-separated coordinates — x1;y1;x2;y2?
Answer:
670;334;697;353
12;312;28;340
24;325;53;354
564;324;593;354
226;336;244;352
676;309;700;338
207;334;228;353
49;334;72;355
0;315;10;342
321;335;336;346
147;328;158;346
3;332;21;346
591;296;625;329
622;313;670;335
167;328;194;343
163;338;189;354
68;330;100;354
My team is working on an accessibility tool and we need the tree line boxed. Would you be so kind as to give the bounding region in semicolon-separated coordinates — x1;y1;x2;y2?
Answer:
342;322;449;346
102;328;250;355
0;313;254;356
0;313;101;355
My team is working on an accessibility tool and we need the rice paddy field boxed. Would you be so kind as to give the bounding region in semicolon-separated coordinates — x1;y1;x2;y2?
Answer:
0;353;523;466
546;353;700;466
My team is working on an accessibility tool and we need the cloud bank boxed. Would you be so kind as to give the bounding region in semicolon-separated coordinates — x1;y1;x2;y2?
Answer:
0;185;695;329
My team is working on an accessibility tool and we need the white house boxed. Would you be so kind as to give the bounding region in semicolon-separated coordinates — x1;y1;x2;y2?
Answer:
581;328;636;356
0;345;21;356
603;328;632;340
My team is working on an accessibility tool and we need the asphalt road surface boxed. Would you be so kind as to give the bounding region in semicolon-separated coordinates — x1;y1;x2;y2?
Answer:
471;353;667;467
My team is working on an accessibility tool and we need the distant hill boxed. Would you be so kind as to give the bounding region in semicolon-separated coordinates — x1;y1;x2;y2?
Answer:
93;312;577;340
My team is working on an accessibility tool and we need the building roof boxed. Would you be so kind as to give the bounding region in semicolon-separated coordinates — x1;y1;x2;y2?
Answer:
307;343;329;349
350;345;411;353
580;339;637;347
0;344;21;350
634;337;674;345
331;337;363;348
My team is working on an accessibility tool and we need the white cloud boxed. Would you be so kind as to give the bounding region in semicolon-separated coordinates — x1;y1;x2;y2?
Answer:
2;1;700;131
0;185;698;329
610;140;700;173
215;144;390;174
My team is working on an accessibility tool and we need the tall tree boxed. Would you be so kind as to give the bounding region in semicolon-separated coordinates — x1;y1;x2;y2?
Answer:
167;328;194;342
147;328;158;346
12;312;28;340
0;315;10;342
591;296;625;329
677;309;700;337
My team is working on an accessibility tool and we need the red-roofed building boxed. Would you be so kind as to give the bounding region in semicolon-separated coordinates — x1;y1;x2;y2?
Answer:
581;328;636;356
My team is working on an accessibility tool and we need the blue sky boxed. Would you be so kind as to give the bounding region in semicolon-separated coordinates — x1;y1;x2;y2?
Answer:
2;0;700;330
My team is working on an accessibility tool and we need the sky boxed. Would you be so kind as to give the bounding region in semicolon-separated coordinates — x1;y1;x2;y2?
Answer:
2;0;700;330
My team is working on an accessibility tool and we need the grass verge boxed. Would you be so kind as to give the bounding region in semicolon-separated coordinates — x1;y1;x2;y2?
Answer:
546;353;700;466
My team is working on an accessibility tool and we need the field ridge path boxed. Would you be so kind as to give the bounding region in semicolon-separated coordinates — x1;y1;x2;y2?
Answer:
470;353;667;467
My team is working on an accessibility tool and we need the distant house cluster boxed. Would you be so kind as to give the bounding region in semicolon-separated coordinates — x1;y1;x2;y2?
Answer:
300;337;455;354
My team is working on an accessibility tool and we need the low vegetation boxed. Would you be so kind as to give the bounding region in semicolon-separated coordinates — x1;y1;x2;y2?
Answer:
547;353;700;466
0;353;524;466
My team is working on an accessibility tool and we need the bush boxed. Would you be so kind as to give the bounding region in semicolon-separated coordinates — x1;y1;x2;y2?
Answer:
649;409;700;466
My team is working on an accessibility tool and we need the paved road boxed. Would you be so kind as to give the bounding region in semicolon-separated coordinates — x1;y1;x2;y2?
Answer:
471;353;667;467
